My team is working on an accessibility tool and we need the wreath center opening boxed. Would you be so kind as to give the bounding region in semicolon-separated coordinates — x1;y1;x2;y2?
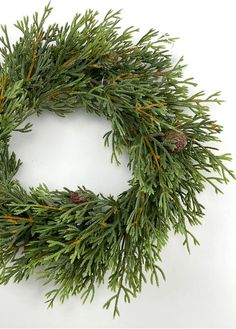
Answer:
9;109;131;196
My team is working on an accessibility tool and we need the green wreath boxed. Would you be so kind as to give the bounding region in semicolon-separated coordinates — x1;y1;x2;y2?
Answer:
0;4;235;317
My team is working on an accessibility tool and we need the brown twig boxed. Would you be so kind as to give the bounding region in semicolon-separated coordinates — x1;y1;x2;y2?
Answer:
143;135;160;169
136;102;165;111
136;107;159;123
99;209;114;228
60;50;81;68
0;214;33;223
1;242;28;254
70;239;81;246
134;207;142;225
100;222;109;228
134;192;145;225
26;32;43;81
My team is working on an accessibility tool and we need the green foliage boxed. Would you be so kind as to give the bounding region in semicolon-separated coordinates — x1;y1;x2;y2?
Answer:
0;3;235;317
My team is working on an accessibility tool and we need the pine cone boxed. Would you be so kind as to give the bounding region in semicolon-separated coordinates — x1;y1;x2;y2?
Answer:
162;130;187;153
70;192;86;204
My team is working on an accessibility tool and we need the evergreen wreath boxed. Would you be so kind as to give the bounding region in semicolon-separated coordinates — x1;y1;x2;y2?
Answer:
0;4;235;317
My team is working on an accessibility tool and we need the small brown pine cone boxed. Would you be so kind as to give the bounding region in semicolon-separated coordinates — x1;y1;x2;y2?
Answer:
163;130;187;153
70;192;86;204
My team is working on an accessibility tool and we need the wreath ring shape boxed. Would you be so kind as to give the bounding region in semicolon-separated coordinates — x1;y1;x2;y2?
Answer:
0;4;234;317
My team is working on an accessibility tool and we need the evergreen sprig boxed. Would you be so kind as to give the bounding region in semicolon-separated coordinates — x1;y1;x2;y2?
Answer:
0;3;234;317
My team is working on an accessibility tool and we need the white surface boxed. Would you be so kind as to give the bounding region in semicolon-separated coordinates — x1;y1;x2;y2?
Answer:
1;0;236;327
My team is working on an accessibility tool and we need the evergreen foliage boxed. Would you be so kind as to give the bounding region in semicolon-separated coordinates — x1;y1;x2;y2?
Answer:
0;4;234;317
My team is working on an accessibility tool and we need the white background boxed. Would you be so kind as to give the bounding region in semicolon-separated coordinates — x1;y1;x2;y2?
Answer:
0;0;236;327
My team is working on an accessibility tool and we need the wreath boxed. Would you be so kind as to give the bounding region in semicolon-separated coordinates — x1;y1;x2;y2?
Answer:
0;4;234;317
